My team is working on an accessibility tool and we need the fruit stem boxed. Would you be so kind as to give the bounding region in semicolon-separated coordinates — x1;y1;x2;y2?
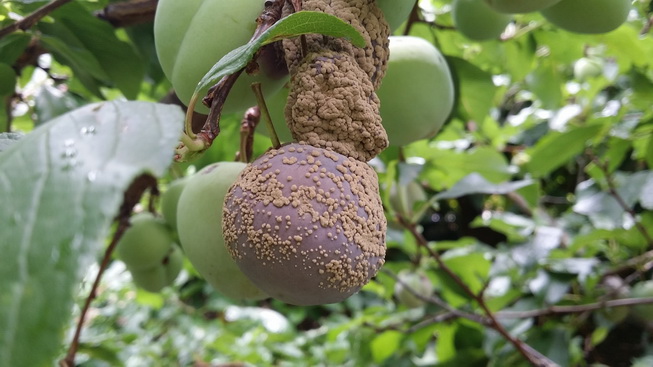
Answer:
184;94;199;140
251;82;281;148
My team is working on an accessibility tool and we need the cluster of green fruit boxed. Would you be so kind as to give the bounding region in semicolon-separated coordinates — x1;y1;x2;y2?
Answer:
453;0;632;41
115;212;183;293
154;0;454;149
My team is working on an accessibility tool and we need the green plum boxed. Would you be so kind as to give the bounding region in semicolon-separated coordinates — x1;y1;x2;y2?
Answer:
160;177;189;232
154;0;286;114
376;36;455;147
176;162;267;300
376;0;418;32
484;0;561;13
116;212;177;271
394;270;433;308
630;281;653;321
452;0;512;41
389;180;427;220
541;0;630;34
129;245;184;293
573;57;604;81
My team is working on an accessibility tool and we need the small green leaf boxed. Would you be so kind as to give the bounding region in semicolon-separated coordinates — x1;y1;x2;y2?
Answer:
0;101;183;367
50;2;145;99
526;124;603;177
370;330;403;363
0;32;31;65
192;11;366;108
447;56;497;124
435;173;534;200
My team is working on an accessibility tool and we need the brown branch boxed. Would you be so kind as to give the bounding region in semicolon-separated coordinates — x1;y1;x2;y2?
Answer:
381;268;490;325
195;0;285;148
398;216;560;367
497;297;653;319
235;106;260;163
96;0;158;28
0;0;74;39
60;174;157;367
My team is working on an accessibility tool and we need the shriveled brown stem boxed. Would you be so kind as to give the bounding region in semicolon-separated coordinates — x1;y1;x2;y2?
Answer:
398;216;560;367
193;0;285;146
236;106;260;163
96;0;157;27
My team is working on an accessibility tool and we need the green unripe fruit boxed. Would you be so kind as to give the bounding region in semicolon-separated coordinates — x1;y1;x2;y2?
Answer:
630;281;653;321
161;177;189;232
377;36;455;147
394;270;433;308
116;212;177;271
376;0;418;32
0;63;16;96
484;0;561;13
177;162;267;300
154;0;286;114
541;0;630;34
129;245;184;293
390;180;427;220
573;57;604;81
453;0;512;41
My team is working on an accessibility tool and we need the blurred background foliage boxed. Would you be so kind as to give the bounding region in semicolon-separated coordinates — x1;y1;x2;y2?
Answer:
2;0;653;366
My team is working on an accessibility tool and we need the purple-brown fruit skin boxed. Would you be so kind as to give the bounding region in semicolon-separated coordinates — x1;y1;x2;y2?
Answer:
222;143;387;306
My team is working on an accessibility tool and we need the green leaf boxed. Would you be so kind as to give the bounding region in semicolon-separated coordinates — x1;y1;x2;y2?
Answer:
527;59;563;110
447;56;497;124
435;173;534;200
50;2;145;99
370;330;403;363
526;124;603;177
0;132;24;153
192;11;366;107
0;101;182;367
0;32;31;65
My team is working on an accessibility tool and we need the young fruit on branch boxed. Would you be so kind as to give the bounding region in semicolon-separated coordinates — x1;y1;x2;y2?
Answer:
115;212;182;292
394;269;434;308
573;57;604;81
161;177;189;233
452;0;513;41
176;162;267;301
375;0;418;32
154;0;287;114
484;0;561;13
116;212;178;270
541;0;630;34
376;36;455;147
129;245;184;293
222;143;387;305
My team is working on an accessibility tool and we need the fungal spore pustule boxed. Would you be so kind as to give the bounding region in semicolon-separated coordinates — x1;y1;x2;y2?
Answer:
222;143;387;305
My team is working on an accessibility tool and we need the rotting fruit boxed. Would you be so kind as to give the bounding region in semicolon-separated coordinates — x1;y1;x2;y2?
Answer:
222;143;387;306
176;162;267;300
375;0;418;32
376;36;455;147
541;0;630;34
154;0;287;114
452;0;512;41
394;270;434;308
484;0;561;13
116;212;178;271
